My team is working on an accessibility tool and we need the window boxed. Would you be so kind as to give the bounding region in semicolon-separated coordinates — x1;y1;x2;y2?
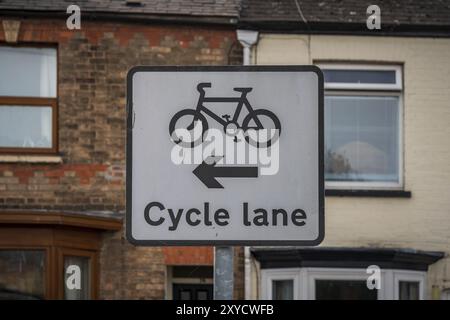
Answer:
272;280;294;300
398;281;420;300
261;269;299;300
0;46;57;154
315;280;377;300
0;250;45;299
262;268;426;300
62;251;94;300
394;271;425;300
320;64;402;189
0;230;100;299
307;268;382;300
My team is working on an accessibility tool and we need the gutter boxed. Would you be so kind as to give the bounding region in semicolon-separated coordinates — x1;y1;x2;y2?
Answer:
0;10;239;27
238;20;450;38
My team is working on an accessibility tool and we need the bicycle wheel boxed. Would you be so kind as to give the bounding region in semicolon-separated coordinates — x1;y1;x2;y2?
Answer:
242;109;281;148
169;109;208;148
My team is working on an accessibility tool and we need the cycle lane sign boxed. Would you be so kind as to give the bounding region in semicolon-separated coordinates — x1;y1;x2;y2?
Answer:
126;65;324;246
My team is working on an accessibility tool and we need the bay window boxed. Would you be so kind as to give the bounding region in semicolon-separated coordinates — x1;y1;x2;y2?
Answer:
256;248;440;300
262;268;426;300
0;46;57;154
0;211;122;300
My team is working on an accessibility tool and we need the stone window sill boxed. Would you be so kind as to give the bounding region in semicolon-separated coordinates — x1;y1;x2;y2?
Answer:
325;189;412;198
0;154;63;164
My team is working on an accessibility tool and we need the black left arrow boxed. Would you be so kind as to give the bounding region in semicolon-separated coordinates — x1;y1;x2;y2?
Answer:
193;156;259;189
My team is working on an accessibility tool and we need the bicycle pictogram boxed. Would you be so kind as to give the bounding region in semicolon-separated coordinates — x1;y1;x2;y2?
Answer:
169;82;281;148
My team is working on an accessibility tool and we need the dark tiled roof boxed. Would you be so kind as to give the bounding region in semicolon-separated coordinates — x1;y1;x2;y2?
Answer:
0;0;449;30
0;0;241;18
240;0;450;27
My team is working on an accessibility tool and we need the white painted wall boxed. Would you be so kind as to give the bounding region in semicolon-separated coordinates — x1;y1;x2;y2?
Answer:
251;34;450;299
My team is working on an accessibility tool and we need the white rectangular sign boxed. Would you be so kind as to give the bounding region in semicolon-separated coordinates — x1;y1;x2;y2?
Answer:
126;66;324;245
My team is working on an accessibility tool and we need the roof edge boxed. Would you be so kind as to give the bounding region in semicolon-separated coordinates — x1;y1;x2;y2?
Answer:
252;247;445;271
0;9;239;26
238;20;450;38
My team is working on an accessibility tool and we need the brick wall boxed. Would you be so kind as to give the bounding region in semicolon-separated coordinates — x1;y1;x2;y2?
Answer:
164;247;214;265
0;18;241;212
0;17;243;300
163;246;244;299
100;231;166;300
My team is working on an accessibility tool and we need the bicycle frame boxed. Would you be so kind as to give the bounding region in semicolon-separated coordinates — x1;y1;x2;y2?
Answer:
195;91;261;128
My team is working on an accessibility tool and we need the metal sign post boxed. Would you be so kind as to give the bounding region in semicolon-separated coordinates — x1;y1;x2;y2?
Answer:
126;65;324;300
214;246;234;300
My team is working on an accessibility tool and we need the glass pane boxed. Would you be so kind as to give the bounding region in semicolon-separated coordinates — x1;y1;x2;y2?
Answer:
272;280;294;300
64;256;91;300
315;280;377;300
180;290;191;300
323;69;396;84
0;46;57;97
325;95;399;182
197;290;208;300
399;281;420;300
0;250;45;300
0;106;52;148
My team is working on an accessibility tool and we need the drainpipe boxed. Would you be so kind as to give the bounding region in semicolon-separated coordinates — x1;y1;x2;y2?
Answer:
237;29;259;66
236;29;259;300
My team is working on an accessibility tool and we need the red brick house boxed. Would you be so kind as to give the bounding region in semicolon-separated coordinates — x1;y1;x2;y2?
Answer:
0;0;243;299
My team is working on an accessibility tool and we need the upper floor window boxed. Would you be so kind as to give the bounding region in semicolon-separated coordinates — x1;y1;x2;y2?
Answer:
0;46;57;154
320;64;403;189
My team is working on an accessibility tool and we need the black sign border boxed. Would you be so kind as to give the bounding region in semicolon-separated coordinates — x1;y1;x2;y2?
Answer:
126;65;324;246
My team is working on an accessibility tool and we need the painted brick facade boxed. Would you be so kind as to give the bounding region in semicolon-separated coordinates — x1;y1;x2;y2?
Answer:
252;33;450;299
0;17;243;299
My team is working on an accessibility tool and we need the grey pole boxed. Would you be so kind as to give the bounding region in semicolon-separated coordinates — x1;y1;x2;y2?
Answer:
214;246;234;300
213;30;258;301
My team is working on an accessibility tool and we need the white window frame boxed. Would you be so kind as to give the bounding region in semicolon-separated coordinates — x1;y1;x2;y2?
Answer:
319;63;404;190
260;268;300;300
320;64;402;91
261;267;426;300
306;268;384;300
393;270;426;300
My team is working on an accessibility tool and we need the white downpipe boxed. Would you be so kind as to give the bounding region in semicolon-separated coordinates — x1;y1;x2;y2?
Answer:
237;30;258;66
236;29;259;300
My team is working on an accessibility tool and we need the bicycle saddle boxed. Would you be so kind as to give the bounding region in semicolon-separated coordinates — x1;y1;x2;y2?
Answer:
197;82;212;92
233;87;253;93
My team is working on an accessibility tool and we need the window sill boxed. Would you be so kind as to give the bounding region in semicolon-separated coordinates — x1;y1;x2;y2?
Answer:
0;154;63;164
325;189;412;198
